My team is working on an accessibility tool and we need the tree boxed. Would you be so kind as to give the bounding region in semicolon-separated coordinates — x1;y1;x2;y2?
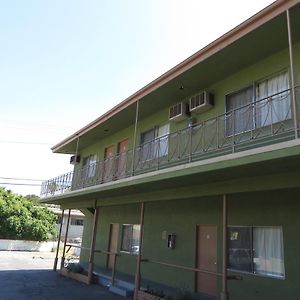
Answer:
0;188;57;241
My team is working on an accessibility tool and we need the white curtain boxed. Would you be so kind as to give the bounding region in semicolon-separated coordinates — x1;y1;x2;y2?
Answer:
253;227;285;278
256;71;290;127
157;124;169;157
226;86;253;135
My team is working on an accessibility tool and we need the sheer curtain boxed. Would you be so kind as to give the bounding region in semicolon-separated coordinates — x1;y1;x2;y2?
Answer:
226;86;253;135
256;71;290;127
157;124;169;157
253;227;285;278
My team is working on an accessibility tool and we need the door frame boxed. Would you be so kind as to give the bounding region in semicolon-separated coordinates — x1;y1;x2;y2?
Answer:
106;223;120;269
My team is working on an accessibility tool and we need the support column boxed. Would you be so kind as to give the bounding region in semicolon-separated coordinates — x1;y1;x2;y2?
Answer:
134;202;145;300
88;206;100;284
61;209;71;269
131;100;140;176
286;9;298;139
53;209;65;271
221;194;228;300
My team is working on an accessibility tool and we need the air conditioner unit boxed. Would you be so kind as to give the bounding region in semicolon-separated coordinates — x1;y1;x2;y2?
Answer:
169;102;188;122
190;91;214;113
70;155;81;165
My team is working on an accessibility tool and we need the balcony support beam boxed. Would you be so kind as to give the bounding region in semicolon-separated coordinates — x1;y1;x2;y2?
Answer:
88;204;100;284
286;9;298;139
61;209;71;269
53;209;65;271
134;202;145;300
221;194;229;300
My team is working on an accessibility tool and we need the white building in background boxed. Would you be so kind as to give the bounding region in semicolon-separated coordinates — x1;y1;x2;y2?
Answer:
48;205;84;242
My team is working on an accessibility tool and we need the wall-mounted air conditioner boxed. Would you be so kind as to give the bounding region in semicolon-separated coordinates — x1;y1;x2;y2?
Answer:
70;155;81;165
169;102;188;122
189;91;214;113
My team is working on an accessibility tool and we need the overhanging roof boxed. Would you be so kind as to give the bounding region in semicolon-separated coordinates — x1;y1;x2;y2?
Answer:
52;0;300;154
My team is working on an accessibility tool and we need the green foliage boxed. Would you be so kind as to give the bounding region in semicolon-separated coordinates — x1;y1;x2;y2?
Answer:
0;188;57;241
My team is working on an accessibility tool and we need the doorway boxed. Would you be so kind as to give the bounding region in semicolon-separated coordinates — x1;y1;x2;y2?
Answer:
116;139;128;179
196;224;217;297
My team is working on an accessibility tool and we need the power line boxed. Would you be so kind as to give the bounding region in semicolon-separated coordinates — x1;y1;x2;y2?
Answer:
0;183;41;187
0;177;45;182
0;140;52;146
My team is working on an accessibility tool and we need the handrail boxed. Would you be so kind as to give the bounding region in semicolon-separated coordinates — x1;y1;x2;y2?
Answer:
141;258;222;276
41;86;299;197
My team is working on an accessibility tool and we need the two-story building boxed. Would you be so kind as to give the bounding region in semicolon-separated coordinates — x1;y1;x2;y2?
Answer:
41;1;300;299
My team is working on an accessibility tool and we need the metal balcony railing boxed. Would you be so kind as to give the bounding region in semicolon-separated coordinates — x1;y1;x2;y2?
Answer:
41;87;299;197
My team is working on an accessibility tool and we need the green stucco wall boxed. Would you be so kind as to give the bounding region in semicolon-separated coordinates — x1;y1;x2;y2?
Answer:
79;188;300;300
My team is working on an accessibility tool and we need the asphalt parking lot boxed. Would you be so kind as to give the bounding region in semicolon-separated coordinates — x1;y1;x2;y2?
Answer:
0;251;125;300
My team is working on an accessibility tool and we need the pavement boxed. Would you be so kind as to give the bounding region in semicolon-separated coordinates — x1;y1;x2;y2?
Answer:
0;251;126;300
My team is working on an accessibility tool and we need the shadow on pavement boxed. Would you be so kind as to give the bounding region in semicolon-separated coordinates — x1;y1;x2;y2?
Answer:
0;269;126;300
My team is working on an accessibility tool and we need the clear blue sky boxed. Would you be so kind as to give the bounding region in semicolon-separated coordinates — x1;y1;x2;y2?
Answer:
0;0;274;195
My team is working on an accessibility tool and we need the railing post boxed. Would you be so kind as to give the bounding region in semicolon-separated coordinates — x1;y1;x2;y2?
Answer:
286;9;298;139
134;202;145;300
232;110;236;153
88;206;100;284
131;100;140;176
53;209;65;271
61;209;71;269
189;126;193;162
221;194;229;300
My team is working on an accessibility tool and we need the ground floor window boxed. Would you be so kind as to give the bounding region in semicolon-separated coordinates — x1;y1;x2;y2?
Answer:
228;226;285;279
120;224;140;254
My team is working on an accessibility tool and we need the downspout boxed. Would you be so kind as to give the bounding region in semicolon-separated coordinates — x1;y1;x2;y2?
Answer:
134;202;145;300
221;194;228;300
286;9;298;139
131;100;140;175
53;209;65;271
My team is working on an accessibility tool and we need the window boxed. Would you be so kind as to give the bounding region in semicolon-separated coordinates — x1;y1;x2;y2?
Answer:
120;224;141;254
228;226;285;279
226;71;290;135
140;124;170;161
82;155;97;178
70;218;84;226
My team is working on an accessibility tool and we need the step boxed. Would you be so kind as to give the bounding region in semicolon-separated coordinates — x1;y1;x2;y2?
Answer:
109;285;134;297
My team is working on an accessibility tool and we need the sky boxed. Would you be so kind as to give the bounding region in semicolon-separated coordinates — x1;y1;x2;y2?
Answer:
0;0;275;196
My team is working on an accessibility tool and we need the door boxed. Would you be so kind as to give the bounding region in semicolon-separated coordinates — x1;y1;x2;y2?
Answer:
196;225;217;296
107;223;119;269
103;145;115;182
116;139;128;179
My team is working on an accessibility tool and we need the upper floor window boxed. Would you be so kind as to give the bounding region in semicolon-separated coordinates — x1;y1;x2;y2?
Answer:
82;154;97;178
140;124;170;161
228;226;285;279
226;71;290;136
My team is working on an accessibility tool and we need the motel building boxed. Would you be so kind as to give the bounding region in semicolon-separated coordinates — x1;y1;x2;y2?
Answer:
41;1;300;299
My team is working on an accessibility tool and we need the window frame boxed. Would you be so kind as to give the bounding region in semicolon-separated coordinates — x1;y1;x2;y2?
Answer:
120;224;141;255
225;69;291;137
227;225;285;280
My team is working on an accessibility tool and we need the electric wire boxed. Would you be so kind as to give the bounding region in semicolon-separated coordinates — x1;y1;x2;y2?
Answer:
0;183;41;187
0;177;44;182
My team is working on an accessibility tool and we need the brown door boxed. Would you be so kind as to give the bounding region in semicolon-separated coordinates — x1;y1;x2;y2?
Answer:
103;145;115;182
116;139;128;178
196;225;217;296
107;223;119;269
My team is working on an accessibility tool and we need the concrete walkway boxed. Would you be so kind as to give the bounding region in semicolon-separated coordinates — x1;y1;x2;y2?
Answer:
0;251;126;300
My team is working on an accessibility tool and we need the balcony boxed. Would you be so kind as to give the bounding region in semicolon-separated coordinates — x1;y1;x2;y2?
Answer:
41;87;300;197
